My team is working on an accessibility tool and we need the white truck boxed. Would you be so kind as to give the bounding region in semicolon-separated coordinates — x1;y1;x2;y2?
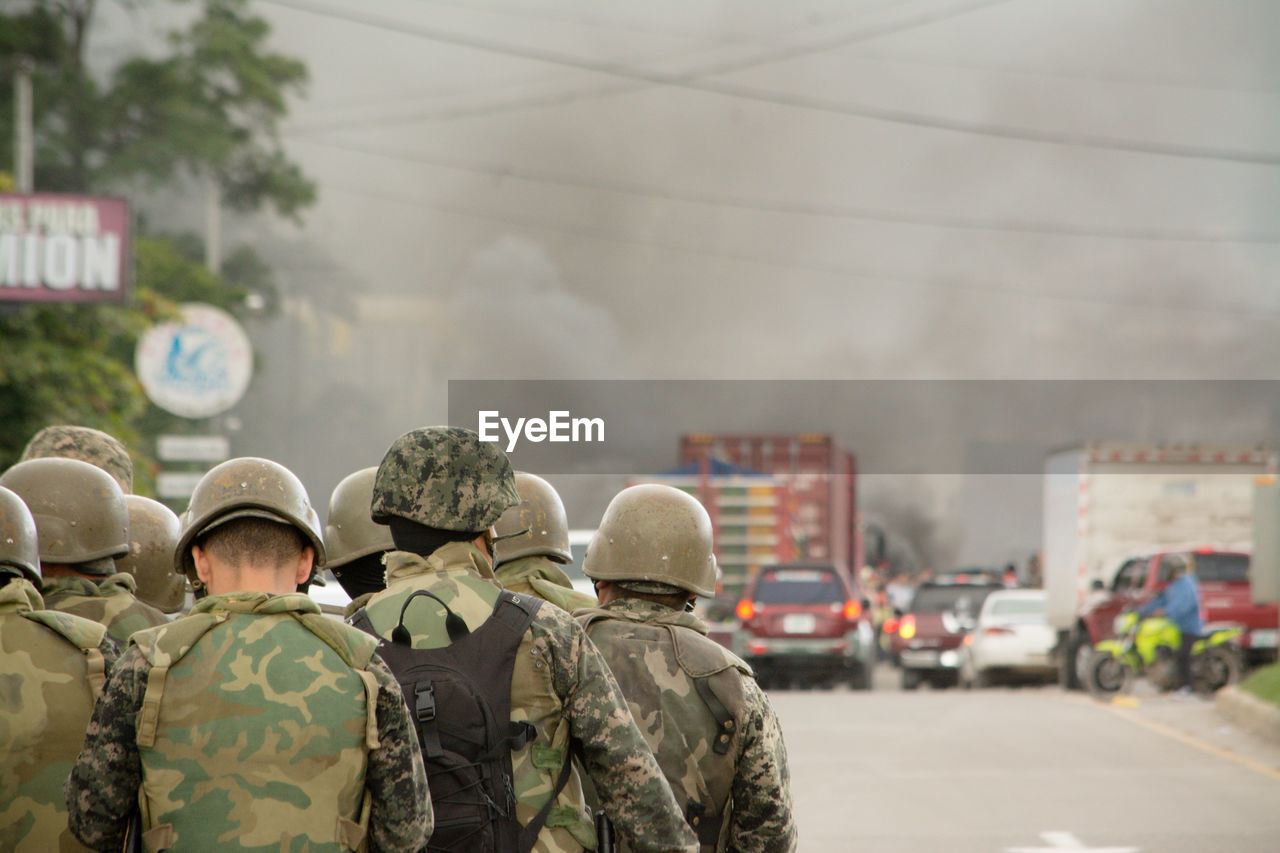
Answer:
1043;442;1278;687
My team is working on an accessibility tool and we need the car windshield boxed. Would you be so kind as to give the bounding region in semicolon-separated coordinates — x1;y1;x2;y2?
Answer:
909;584;998;613
755;569;844;604
985;596;1045;622
1191;553;1249;583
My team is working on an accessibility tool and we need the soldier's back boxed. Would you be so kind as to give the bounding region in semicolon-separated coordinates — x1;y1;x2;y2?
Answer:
43;574;169;646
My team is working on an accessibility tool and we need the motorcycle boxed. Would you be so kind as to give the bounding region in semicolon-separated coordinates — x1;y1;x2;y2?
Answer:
1083;611;1244;699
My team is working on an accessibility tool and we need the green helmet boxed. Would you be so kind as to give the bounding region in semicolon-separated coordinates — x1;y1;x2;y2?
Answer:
494;471;572;566
117;495;186;612
175;457;325;579
0;457;129;575
20;424;133;493
324;467;393;568
582;483;717;597
0;485;41;584
371;426;520;531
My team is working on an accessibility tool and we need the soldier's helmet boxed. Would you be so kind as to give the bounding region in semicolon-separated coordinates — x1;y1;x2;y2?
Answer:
325;467;393;569
118;496;186;612
582;483;717;597
494;471;572;567
0;458;129;575
371;426;520;531
0;484;41;584
20;424;133;493
174;457;326;579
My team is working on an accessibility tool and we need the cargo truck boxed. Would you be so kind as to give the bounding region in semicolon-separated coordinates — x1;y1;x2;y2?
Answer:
1042;442;1278;688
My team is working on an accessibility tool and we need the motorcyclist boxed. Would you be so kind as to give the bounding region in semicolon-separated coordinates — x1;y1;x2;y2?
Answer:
1136;554;1202;694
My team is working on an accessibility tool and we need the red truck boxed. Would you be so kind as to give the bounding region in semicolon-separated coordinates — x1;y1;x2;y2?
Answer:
1064;548;1278;682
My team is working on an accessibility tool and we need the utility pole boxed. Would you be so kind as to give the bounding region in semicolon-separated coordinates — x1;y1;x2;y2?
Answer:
204;167;221;273
14;56;35;193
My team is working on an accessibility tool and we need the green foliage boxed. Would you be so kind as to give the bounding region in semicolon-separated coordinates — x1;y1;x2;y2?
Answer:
1240;662;1280;707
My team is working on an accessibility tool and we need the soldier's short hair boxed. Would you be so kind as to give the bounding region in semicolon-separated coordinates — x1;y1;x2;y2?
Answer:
199;517;309;569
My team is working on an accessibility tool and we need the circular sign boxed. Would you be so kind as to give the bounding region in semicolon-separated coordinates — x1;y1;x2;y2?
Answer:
135;303;253;418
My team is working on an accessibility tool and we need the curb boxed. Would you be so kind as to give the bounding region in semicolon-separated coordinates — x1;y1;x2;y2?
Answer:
1215;685;1280;745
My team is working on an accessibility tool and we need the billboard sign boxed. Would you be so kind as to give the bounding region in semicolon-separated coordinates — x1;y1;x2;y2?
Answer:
0;194;130;303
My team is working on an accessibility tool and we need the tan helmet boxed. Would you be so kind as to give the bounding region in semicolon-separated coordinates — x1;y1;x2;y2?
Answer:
0;484;41;584
174;457;326;579
582;483;717;597
324;467;393;569
117;495;186;612
494;471;572;567
0;458;128;575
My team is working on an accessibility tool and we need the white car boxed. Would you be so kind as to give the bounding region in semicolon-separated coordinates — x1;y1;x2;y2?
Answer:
958;589;1057;688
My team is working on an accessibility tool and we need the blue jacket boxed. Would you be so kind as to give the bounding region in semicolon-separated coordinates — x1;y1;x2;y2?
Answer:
1138;572;1203;636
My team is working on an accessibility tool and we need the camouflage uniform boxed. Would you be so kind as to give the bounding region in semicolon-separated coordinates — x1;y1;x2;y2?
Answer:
365;426;698;853
41;573;169;647
578;599;797;853
362;544;698;853
0;578;118;852
66;591;431;852
496;554;597;613
19;424;133;493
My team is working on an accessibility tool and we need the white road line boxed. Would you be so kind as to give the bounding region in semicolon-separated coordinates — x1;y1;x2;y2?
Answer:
1005;829;1139;853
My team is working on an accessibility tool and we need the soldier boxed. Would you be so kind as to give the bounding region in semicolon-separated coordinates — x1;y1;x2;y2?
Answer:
0;485;118;853
20;423;133;492
361;425;698;853
493;471;596;612
117;495;188;614
65;456;432;852
324;466;395;619
0;458;169;646
579;484;798;853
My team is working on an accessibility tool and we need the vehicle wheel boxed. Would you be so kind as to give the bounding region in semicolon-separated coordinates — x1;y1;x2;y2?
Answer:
1060;630;1087;691
848;662;873;691
1084;650;1132;699
901;669;921;691
1194;646;1243;694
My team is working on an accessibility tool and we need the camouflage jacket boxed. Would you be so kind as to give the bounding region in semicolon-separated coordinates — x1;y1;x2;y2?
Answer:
0;579;118;852
41;573;169;647
65;591;431;853
578;599;798;853
360;542;699;853
496;554;598;613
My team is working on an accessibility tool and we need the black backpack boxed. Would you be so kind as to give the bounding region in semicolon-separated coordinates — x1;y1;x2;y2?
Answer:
352;589;572;853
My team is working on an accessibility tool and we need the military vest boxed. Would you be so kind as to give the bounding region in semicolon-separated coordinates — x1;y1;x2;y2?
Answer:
131;592;381;852
579;603;751;853
365;545;597;852
42;573;169;647
0;580;108;853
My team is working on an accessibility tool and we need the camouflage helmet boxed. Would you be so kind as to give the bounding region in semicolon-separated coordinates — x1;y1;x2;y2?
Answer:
494;471;572;566
324;467;393;569
371;426;520;532
20;424;133;493
117;495;186;612
0;457;129;575
0;485;41;584
175;457;326;579
582;483;717;597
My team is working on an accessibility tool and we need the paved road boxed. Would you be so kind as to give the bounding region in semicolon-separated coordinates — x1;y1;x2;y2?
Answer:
769;664;1280;852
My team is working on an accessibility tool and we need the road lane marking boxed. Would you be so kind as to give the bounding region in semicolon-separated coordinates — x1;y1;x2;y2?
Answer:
1098;700;1280;783
1005;830;1138;852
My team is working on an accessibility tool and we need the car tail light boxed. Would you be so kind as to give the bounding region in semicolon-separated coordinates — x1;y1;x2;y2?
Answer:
899;614;917;640
883;616;900;635
736;600;756;620
844;600;862;620
955;573;969;583
747;641;769;654
983;626;1014;636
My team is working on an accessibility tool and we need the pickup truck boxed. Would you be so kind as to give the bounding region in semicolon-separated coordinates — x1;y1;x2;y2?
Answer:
1062;548;1278;684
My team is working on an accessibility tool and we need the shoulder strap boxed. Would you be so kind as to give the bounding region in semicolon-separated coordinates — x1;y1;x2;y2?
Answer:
693;675;737;756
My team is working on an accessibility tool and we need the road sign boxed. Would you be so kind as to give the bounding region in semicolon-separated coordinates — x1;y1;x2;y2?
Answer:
156;471;205;501
157;434;230;463
135;303;252;419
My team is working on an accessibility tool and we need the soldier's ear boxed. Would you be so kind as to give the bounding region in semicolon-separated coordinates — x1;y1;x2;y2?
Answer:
192;545;213;587
294;546;315;586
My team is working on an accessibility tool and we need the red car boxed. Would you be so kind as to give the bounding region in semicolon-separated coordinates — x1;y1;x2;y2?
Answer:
887;581;1004;690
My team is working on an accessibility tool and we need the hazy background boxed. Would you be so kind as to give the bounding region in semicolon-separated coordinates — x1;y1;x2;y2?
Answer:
91;0;1280;571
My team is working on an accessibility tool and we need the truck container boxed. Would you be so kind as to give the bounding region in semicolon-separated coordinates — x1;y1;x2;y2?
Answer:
1042;441;1278;686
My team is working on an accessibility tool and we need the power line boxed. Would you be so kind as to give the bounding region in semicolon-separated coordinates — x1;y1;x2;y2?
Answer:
296;137;1280;244
262;0;1280;165
284;0;1007;134
314;178;1280;318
